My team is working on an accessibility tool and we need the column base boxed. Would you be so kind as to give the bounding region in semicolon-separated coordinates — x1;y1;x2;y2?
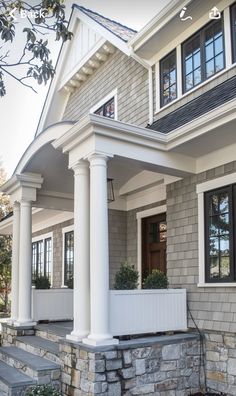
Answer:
66;330;89;342
83;334;119;347
14;321;36;328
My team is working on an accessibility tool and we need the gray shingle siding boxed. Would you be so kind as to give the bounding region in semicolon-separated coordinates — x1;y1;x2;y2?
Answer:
167;161;236;333
63;49;149;127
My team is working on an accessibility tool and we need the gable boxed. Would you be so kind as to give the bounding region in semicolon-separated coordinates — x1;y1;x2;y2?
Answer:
61;19;103;85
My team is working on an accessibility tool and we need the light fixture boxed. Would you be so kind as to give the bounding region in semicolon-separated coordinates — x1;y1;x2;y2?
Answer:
107;178;115;203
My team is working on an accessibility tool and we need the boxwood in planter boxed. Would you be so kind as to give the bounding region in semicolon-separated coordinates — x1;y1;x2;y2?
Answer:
113;261;139;290
143;269;168;289
34;276;51;289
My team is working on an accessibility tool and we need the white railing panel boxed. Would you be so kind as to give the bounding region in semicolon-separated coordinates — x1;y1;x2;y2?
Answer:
32;288;73;321
109;289;187;336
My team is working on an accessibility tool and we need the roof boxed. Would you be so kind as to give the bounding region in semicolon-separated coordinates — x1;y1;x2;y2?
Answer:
73;5;137;42
149;75;236;134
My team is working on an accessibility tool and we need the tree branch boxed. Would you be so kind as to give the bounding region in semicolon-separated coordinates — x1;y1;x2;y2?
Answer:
0;66;37;93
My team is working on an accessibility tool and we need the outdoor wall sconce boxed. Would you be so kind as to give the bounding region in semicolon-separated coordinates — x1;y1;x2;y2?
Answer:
107;178;115;203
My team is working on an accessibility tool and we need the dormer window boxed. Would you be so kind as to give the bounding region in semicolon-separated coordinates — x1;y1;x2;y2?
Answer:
160;50;177;107
183;18;225;93
94;97;115;119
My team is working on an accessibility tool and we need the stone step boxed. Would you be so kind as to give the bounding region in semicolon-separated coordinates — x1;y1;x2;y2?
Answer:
0;346;61;385
35;322;72;343
15;336;61;365
0;360;36;396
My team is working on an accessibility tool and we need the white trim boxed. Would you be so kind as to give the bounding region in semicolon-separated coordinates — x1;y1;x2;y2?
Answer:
148;68;154;125
136;205;167;287
224;6;233;68
89;89;118;120
198;282;236;287
197;172;236;287
197;172;236;194
61;225;74;288
32;232;53;287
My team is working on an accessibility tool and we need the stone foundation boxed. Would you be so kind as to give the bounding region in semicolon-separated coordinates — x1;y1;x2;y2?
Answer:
59;333;200;396
204;330;236;395
1;323;35;346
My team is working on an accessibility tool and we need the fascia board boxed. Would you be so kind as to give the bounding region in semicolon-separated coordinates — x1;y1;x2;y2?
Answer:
129;0;191;53
166;98;236;149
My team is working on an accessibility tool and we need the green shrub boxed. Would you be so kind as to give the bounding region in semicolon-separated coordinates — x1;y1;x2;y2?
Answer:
113;262;139;290
66;275;74;289
143;269;168;289
26;384;61;396
34;276;51;289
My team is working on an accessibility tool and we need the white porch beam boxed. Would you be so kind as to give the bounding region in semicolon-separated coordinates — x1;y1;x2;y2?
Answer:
83;154;118;346
9;202;20;323
67;161;90;342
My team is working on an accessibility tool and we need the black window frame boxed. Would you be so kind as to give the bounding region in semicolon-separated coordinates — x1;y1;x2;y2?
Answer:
231;2;236;63
64;230;74;287
182;17;225;93
204;185;235;283
32;237;52;283
160;50;177;108
94;97;115;119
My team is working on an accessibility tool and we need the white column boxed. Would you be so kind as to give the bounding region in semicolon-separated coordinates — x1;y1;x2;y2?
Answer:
67;161;90;341
9;202;20;323
16;200;35;325
83;154;118;346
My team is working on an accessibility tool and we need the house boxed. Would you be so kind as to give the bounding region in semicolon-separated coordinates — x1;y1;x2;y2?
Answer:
0;0;236;394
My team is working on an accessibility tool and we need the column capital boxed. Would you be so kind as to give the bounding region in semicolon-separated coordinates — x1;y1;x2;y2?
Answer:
87;152;113;168
13;201;20;211
71;160;89;176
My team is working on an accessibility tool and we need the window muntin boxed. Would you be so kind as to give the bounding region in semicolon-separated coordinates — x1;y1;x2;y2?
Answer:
205;186;234;283
64;231;74;287
94;97;115;119
32;238;52;283
231;3;236;63
183;19;224;92
160;50;177;107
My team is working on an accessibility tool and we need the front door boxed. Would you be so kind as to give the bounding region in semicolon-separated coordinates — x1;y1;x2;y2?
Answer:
142;213;167;281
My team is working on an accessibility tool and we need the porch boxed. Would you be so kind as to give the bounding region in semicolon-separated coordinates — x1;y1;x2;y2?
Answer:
0;115;193;347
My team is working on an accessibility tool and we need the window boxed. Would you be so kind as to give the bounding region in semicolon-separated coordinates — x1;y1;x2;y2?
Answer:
205;185;235;283
32;237;52;283
94;97;115;119
160;50;177;107
183;18;224;92
231;3;236;63
64;231;74;286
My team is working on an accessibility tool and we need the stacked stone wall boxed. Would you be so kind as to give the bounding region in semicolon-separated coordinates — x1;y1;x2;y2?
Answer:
59;334;200;396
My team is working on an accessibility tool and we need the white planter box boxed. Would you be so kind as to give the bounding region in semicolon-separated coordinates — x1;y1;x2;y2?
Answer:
32;288;73;321
109;289;187;336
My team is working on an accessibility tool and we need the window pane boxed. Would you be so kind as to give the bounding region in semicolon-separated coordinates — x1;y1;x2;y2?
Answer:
185;57;192;74
94;98;115;119
206;187;233;282
193;68;201;85
205;43;214;61
215;53;224;72
64;231;74;286
160;50;177;107
185;73;193;91
206;59;215;78
193;51;201;69
45;238;52;280
215;36;223;55
231;3;236;62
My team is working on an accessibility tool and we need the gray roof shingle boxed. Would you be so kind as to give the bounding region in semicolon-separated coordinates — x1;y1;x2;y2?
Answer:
149;75;236;134
73;5;137;42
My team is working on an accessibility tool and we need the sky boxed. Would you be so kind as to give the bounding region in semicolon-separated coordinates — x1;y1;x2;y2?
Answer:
0;0;170;178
